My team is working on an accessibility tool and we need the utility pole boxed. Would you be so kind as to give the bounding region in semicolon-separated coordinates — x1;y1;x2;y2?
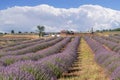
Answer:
91;27;94;34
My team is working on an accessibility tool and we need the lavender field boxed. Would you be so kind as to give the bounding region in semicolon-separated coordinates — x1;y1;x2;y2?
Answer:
1;0;120;79
85;34;120;80
0;34;120;80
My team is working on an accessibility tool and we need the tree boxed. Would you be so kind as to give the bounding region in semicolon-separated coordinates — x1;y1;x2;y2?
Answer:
18;31;22;34
37;25;45;37
113;28;120;31
11;30;15;34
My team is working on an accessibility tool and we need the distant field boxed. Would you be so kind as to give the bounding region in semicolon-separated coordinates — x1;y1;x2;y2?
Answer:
2;34;39;39
0;34;39;48
96;31;120;36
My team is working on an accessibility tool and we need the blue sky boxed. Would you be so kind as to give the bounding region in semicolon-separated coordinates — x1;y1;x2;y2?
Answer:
0;0;120;32
0;0;120;10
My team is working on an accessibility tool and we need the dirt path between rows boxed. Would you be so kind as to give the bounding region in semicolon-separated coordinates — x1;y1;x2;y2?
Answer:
59;38;109;80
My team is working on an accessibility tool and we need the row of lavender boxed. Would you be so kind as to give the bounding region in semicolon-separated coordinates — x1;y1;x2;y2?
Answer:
109;35;120;40
92;36;120;54
0;37;80;80
0;36;38;49
0;38;53;51
2;38;56;51
0;37;63;57
0;37;71;66
101;36;120;43
84;36;120;80
0;37;31;41
0;38;44;50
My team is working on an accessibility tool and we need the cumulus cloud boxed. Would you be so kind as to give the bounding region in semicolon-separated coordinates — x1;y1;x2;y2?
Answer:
0;4;120;33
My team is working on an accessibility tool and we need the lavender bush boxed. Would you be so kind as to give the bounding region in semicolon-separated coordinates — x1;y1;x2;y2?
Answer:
0;37;63;57
84;36;120;80
0;37;71;66
0;37;80;80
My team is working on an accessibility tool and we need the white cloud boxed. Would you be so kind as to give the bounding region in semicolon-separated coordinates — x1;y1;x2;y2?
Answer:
0;4;120;33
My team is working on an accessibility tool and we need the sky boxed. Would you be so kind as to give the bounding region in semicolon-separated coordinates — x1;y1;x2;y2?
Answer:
1;0;120;10
0;0;120;32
